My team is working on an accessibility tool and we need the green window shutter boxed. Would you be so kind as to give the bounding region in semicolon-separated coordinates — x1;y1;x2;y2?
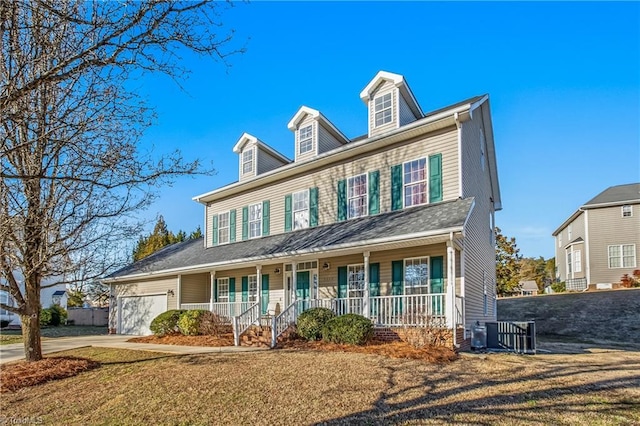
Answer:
261;275;269;314
212;215;218;246
309;187;318;227
368;170;380;215
214;278;218;302
229;278;236;302
262;200;270;236
391;164;403;211
430;256;444;293
284;194;292;232
337;266;348;298
429;153;443;203
242;206;249;240
229;209;236;242
369;263;380;297
391;260;404;295
337;179;347;221
241;276;248;302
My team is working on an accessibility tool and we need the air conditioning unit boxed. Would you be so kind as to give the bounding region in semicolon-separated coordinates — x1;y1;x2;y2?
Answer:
471;322;487;350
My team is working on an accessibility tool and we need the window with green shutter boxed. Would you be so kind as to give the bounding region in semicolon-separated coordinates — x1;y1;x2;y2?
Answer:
241;276;248;302
261;275;269;314
229;278;236;302
391;260;404;313
229;209;236;242
212;215;218;246
214;278;218;302
309;187;318;227
262;200;270;236
391;165;403;211
337;266;348;298
242;206;249;240
429;153;442;203
284;194;292;232
337;179;347;221
368;170;380;215
369;263;380;296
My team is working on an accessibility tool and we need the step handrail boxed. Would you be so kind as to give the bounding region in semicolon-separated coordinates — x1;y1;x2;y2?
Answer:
270;300;299;348
233;302;260;346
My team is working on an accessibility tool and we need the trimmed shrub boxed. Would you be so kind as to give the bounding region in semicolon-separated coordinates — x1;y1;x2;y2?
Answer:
48;305;67;326
177;310;206;336
322;314;373;345
551;281;566;293
297;307;335;341
150;309;185;336
198;311;231;337
39;307;52;326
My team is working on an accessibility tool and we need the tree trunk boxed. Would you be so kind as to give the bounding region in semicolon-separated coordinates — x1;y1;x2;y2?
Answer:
21;307;43;362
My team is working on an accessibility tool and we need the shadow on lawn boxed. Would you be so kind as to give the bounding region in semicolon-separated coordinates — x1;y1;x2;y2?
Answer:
317;357;640;425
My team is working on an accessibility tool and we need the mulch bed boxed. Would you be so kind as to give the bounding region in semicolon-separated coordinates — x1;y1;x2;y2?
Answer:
127;333;235;347
0;356;100;393
278;339;458;363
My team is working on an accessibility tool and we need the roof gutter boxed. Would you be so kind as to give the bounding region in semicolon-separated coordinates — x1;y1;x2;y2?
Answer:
102;226;464;284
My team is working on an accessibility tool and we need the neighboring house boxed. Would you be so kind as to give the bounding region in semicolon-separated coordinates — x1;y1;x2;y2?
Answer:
0;275;68;326
517;281;539;296
103;71;502;348
552;183;640;291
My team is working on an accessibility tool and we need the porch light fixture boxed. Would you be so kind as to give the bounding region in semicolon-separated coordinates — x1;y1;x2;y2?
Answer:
322;262;330;271
274;268;281;274
167;289;175;296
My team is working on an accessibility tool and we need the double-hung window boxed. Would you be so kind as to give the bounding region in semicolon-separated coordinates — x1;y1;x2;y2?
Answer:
217;278;229;302
404;158;427;207
574;250;582;273
567;251;573;275
218;212;230;245
347;264;365;299
0;293;13;316
249;203;262;239
608;244;636;268
248;275;258;302
374;93;392;127
293;190;309;230
242;149;253;174
404;257;429;295
347;174;368;219
299;125;313;155
622;205;633;217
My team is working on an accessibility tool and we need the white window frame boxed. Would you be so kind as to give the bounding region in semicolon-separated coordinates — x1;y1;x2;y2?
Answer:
558;233;562;248
347;264;365;299
347;174;368;219
374;92;392;127
403;158;428;208
298;125;313;155
217;211;230;245
249;203;262;239
608;244;637;268
242;148;254;175
217;277;230;302
293;190;309;230
567;251;573;275
0;292;13;316
568;224;572;240
622;205;633;217
574;249;582;273
248;275;258;302
404;257;429;295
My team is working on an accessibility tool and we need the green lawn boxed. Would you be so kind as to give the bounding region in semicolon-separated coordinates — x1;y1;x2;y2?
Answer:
1;345;639;425
0;326;107;345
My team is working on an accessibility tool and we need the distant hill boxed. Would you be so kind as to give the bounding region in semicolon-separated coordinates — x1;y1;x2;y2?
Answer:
497;289;640;344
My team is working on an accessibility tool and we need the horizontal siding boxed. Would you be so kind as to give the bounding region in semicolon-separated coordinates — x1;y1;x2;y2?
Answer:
399;93;417;126
588;204;640;284
214;264;283;304
180;273;210;304
555;212;585;281
317;123;344;155
206;127;460;247
369;83;397;137
257;148;287;175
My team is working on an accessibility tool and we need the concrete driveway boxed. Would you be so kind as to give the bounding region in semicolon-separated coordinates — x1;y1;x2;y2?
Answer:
0;335;265;364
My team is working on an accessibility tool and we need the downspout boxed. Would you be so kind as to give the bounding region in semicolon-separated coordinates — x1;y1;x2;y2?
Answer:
447;232;458;348
454;112;463;198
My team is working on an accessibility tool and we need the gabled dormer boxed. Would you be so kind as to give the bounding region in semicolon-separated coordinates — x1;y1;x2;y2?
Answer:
287;106;349;163
360;71;423;138
232;133;290;181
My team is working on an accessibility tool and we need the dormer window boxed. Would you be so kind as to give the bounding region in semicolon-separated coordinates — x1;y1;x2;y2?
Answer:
299;125;313;154
242;149;253;174
374;93;392;127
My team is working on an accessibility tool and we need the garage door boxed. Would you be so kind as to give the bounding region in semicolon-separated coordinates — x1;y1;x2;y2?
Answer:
119;294;167;335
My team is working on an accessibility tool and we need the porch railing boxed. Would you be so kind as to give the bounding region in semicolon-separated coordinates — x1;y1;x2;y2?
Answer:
271;301;298;348
181;302;253;320
180;303;211;311
369;294;446;327
233;303;260;346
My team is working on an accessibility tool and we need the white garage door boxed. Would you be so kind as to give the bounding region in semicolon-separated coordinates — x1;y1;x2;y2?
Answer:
119;294;167;335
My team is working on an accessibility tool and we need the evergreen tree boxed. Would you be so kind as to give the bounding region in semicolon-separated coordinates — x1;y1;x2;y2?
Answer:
495;227;522;296
132;217;202;261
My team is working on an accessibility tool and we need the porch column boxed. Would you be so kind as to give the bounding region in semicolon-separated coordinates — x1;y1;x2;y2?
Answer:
292;262;298;318
210;271;216;312
176;275;182;309
363;251;370;318
256;265;262;315
446;241;456;330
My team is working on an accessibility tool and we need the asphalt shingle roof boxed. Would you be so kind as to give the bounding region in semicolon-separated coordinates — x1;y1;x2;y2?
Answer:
584;183;640;206
107;197;474;279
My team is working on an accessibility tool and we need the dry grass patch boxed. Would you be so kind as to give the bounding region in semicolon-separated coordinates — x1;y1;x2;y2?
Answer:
127;333;234;346
0;356;100;393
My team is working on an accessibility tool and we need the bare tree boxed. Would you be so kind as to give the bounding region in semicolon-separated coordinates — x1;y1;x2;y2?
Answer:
0;1;242;361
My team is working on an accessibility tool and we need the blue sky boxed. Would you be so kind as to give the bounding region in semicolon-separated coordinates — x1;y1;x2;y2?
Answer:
136;1;639;260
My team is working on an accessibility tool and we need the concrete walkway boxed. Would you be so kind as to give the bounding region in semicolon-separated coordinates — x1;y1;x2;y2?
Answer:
0;335;266;364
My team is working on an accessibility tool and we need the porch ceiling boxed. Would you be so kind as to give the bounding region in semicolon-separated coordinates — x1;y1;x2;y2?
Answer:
104;197;473;282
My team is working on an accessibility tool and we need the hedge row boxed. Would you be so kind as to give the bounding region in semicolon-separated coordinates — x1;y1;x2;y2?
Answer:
150;309;230;337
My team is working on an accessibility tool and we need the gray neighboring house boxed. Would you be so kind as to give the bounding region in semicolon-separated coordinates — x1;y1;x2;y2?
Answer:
517;280;539;296
552;183;640;291
103;71;502;348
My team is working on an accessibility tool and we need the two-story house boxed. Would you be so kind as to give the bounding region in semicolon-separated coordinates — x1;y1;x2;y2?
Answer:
104;71;501;348
552;183;640;291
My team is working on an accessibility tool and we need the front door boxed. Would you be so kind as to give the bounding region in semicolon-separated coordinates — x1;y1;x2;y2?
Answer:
296;271;310;310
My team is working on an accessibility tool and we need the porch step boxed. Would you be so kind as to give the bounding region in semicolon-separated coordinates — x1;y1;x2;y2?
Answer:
239;324;299;348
